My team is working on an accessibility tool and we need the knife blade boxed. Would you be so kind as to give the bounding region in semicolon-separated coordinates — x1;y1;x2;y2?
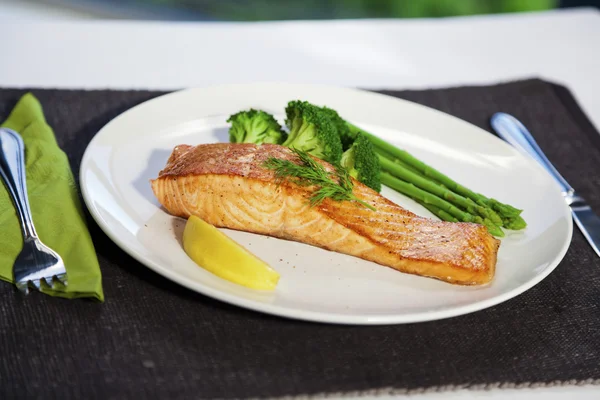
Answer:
490;112;600;257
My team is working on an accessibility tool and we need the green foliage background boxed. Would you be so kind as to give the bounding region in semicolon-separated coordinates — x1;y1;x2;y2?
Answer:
148;0;558;20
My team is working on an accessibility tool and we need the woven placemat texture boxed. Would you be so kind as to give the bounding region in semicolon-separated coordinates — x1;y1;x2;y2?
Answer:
0;79;599;399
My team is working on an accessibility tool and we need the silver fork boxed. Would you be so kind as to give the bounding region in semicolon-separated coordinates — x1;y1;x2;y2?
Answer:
0;128;67;293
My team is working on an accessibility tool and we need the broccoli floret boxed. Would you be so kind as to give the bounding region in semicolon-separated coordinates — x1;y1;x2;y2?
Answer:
282;101;343;164
340;132;381;192
227;109;286;145
317;104;380;191
321;107;357;150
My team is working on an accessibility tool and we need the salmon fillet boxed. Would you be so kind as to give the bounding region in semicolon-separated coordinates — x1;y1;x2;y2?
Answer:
151;143;499;285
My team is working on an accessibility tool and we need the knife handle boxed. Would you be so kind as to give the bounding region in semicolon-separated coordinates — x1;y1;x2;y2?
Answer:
490;112;574;197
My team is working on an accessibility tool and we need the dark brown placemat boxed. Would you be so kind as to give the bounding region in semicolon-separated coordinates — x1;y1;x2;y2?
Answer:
1;79;599;399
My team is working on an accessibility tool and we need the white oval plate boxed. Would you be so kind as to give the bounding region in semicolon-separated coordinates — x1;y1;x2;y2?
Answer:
80;83;572;325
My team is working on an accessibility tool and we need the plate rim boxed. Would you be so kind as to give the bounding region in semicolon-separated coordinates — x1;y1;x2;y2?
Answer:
80;82;573;325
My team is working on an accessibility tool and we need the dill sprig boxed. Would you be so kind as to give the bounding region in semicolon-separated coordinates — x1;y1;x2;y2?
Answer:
264;149;376;211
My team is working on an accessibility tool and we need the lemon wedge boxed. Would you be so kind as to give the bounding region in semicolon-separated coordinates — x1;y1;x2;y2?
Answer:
182;215;280;290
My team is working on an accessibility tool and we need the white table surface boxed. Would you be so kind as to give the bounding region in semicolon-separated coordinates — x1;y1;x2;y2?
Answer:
1;3;599;399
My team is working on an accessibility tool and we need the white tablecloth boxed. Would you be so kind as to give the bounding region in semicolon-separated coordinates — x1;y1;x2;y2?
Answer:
1;4;599;399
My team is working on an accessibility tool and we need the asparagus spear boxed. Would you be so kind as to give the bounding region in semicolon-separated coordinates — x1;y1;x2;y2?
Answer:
376;155;460;224
378;155;503;226
380;172;504;237
380;172;468;221
375;147;422;175
499;213;527;230
347;123;524;217
420;203;459;223
379;149;510;229
347;122;525;229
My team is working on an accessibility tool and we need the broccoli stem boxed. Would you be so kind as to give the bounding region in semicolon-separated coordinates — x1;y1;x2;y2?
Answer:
378;156;503;226
380;172;504;237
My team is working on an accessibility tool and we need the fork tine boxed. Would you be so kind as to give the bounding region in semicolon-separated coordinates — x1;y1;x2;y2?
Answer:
30;279;41;290
15;274;68;294
55;273;68;287
42;277;54;289
16;281;29;294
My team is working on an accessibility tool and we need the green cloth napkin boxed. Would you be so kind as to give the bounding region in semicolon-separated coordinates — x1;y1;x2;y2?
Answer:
0;93;104;301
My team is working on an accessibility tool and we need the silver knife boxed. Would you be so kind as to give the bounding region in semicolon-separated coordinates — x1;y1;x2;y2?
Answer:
491;112;600;257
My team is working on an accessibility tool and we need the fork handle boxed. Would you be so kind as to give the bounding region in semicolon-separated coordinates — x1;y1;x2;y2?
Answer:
0;128;38;239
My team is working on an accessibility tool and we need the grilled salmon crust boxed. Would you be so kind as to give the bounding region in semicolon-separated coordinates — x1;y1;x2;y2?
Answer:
151;143;499;285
